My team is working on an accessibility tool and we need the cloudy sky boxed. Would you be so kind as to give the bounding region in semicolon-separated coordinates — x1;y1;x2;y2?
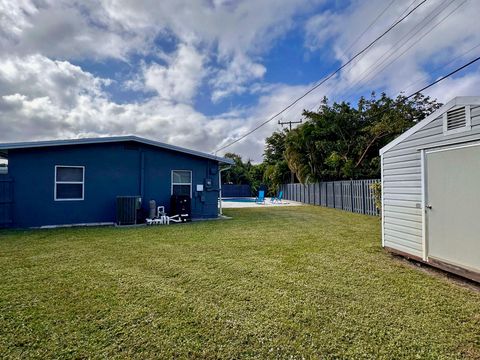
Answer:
0;0;479;161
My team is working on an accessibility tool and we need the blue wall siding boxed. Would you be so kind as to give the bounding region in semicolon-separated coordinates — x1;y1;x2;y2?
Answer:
8;142;219;227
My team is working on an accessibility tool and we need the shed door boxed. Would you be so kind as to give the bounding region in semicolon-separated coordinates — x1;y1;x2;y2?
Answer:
426;144;480;272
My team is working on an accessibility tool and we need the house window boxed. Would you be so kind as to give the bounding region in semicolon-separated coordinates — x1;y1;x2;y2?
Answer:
55;166;84;201
171;170;192;197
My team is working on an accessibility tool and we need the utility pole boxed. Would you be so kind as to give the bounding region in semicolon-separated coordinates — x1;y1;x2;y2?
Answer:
278;118;302;131
278;118;302;183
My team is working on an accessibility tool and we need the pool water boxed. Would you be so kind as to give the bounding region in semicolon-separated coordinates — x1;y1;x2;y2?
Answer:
222;197;257;203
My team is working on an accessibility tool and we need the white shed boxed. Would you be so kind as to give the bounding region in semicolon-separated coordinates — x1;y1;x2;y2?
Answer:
380;96;480;282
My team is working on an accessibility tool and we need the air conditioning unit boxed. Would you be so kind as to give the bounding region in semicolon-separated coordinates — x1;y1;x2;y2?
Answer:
116;196;142;225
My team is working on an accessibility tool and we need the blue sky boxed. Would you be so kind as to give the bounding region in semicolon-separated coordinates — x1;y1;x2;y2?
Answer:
0;0;479;161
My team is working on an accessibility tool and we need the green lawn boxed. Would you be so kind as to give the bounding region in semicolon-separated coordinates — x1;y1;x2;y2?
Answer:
0;206;479;359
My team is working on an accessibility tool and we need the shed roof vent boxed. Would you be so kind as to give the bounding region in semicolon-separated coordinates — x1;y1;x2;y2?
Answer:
443;106;471;134
446;107;466;130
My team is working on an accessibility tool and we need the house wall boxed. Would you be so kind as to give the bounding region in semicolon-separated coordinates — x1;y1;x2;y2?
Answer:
382;105;480;257
8;141;219;227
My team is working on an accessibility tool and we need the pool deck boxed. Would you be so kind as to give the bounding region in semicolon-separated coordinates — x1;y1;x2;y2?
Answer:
221;198;303;208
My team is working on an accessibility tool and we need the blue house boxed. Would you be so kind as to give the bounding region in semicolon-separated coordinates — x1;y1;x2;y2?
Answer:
0;136;233;228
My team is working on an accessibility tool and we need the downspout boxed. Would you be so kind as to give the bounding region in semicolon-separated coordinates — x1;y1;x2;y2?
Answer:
218;165;231;216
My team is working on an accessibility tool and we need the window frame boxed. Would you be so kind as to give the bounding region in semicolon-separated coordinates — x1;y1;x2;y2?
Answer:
54;165;85;201
171;170;192;198
443;105;472;136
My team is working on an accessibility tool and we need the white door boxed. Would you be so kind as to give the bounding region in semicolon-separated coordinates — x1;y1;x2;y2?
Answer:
426;144;480;272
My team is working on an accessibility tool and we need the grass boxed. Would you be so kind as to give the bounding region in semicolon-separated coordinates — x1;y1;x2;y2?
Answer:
0;206;479;359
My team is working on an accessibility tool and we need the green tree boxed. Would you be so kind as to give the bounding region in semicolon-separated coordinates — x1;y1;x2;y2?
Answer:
221;153;271;194
270;92;440;183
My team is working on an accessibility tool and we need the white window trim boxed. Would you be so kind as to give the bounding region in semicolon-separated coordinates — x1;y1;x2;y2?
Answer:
443;105;471;135
54;165;85;201
171;170;192;198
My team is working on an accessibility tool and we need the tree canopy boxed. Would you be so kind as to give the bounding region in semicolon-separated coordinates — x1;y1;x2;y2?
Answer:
221;92;441;193
279;92;440;183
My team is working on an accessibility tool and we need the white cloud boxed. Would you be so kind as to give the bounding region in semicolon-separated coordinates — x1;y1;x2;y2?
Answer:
0;54;108;108
142;44;206;103
0;0;323;101
210;54;266;102
0;0;147;60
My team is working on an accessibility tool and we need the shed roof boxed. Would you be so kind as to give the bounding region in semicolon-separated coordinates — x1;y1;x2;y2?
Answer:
0;135;234;164
380;96;480;155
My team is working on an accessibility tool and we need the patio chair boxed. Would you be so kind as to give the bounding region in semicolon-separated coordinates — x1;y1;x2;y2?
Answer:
255;190;265;204
271;191;283;204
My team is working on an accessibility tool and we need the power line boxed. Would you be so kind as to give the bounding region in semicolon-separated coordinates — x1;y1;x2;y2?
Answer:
345;0;466;98
213;0;428;154
350;54;480;123
343;0;397;55
340;0;420;83
400;41;480;94
300;0;451;120
275;0;402;132
319;0;457;108
309;0;465;116
406;54;480;97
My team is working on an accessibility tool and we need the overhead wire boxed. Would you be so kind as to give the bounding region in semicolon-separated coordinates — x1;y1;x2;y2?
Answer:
276;0;469;136
341;0;398;62
213;0;428;154
340;0;419;81
258;0;426;137
400;41;480;94
293;0;447;123
344;54;480;125
300;0;466;121
285;0;423;126
342;0;467;98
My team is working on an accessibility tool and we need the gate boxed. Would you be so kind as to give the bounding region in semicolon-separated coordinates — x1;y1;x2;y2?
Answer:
0;176;13;228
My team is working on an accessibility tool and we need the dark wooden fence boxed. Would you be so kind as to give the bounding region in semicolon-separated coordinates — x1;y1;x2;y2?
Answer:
0;176;13;228
221;184;252;197
279;179;380;216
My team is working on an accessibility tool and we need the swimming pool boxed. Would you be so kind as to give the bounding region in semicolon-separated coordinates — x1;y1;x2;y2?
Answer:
222;197;257;203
